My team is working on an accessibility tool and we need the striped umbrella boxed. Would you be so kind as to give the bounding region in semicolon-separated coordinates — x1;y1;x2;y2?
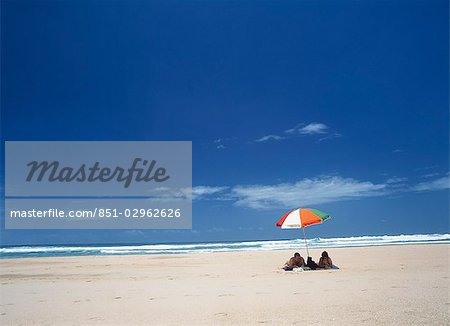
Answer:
276;208;331;257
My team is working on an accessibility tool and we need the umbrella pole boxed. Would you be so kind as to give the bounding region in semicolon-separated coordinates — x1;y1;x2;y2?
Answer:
302;227;310;258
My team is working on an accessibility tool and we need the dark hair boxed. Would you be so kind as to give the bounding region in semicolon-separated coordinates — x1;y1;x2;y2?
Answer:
294;252;300;257
321;251;329;258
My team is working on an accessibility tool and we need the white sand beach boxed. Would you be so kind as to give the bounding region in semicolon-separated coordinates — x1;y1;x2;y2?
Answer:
1;244;449;325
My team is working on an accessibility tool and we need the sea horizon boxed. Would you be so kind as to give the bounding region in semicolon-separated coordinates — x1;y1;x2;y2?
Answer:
1;233;449;259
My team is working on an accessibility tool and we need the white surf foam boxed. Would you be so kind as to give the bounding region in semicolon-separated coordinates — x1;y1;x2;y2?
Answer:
1;233;449;257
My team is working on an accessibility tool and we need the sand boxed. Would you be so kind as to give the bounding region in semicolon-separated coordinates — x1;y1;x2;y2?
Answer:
1;244;449;325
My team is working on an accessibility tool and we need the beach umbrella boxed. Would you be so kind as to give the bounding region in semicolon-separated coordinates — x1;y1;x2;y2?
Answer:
276;208;331;257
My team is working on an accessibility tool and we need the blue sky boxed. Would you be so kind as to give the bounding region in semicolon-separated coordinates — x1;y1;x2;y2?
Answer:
1;0;448;245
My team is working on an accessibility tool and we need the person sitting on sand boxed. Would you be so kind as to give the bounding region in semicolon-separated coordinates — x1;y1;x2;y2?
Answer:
318;251;333;269
286;252;305;269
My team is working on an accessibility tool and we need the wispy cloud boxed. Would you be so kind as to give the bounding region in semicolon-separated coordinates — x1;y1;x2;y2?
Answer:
255;122;338;143
255;135;286;142
414;165;438;172
210;137;237;149
385;177;408;184
191;186;228;200
230;176;388;209
214;138;226;149
317;133;342;142
420;173;440;179
193;173;449;209
285;122;328;135
411;175;449;192
206;227;226;233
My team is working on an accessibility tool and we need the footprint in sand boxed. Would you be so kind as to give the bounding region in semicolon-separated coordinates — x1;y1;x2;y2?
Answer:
214;312;228;317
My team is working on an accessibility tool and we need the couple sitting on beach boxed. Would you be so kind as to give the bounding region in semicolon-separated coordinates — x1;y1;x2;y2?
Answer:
284;251;334;271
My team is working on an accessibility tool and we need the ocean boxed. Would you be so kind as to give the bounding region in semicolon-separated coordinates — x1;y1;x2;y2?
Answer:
1;233;449;259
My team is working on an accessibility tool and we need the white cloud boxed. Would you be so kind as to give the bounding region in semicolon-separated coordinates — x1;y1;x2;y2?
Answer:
411;175;450;192
191;186;228;200
256;122;334;143
230;176;388;209
150;186;228;200
285;122;329;135
216;144;226;149
385;177;408;184
255;134;286;142
191;174;449;210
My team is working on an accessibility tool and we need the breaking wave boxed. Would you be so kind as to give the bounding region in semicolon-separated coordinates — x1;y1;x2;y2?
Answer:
1;233;449;258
